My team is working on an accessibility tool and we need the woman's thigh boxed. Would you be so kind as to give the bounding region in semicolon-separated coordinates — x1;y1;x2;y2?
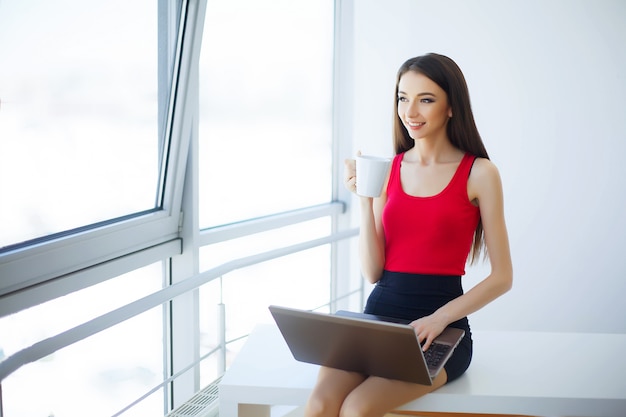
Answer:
340;371;447;417
305;366;367;417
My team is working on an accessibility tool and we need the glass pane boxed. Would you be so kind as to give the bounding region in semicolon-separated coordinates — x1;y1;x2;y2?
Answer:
199;218;331;374
0;0;160;249
0;263;164;417
199;0;334;228
222;245;330;340
199;218;330;271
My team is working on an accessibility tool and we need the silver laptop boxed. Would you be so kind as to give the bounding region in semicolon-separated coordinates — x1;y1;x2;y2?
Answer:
268;305;464;386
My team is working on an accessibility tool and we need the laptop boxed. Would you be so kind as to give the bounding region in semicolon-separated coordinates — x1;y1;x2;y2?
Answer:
268;305;465;386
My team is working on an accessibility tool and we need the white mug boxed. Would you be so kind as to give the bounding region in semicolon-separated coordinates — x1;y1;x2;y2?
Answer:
355;155;391;197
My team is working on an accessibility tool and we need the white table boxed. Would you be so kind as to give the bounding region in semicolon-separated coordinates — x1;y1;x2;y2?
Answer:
219;324;626;417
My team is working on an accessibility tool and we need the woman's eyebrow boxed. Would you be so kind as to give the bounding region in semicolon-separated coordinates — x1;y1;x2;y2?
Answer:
397;90;436;97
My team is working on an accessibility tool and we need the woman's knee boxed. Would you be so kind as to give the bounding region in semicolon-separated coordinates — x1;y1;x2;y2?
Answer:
304;392;341;417
306;367;367;417
338;395;374;417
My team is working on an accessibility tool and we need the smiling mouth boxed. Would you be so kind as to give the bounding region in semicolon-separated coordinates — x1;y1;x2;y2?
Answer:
407;122;425;128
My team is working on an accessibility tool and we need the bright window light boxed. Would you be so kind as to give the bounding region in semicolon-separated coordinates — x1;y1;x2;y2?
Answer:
0;0;160;249
198;0;334;228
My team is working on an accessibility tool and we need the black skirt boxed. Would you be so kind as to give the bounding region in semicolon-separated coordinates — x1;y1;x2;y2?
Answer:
363;270;472;383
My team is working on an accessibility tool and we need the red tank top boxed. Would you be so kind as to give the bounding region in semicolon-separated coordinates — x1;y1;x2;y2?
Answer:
382;152;480;276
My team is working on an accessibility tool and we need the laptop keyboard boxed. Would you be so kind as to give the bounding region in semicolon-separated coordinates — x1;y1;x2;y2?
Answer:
334;310;457;369
423;342;451;368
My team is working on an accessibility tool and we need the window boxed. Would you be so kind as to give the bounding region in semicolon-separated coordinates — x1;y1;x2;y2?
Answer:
0;0;161;249
0;263;164;417
191;0;352;388
0;1;358;415
198;0;335;228
0;1;188;414
0;0;186;299
198;219;333;384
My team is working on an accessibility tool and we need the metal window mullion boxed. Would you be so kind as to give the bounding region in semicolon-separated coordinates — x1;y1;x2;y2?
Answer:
0;212;179;299
164;0;207;410
0;238;181;319
331;0;356;312
198;202;345;246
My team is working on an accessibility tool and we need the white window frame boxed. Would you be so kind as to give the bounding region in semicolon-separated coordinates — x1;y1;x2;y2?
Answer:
0;0;358;414
0;0;203;308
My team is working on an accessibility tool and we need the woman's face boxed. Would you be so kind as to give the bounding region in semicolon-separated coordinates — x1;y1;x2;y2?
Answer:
397;71;452;141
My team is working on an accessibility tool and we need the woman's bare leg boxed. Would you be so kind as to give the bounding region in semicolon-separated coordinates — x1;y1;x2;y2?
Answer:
339;371;447;417
304;366;368;417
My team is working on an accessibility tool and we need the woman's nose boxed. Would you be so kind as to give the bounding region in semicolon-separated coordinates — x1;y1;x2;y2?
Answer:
405;100;419;118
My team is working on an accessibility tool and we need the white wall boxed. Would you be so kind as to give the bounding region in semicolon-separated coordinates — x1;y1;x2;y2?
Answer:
350;0;626;333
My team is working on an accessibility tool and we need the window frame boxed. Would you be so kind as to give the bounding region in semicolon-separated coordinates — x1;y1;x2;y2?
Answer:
0;0;359;414
0;0;200;306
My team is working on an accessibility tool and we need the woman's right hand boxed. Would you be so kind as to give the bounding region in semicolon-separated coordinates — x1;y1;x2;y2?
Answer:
344;157;357;194
344;151;362;194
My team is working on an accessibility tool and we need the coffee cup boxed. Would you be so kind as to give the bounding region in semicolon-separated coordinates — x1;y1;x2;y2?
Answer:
355;155;391;197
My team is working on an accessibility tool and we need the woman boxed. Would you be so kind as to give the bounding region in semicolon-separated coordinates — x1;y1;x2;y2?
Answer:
305;53;513;417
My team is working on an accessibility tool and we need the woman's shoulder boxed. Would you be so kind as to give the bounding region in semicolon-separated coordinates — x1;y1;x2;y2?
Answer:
468;157;503;196
471;156;498;175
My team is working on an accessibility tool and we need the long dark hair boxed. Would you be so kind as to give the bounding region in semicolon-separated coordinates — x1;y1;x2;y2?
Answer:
392;53;488;263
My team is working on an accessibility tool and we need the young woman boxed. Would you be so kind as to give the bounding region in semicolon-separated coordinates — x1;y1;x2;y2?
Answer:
305;53;513;417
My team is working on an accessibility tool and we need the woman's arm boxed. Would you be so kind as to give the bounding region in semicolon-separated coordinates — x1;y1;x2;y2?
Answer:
344;157;387;284
358;192;387;283
412;158;513;349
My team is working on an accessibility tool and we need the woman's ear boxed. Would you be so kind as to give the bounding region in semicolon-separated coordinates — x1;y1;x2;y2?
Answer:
448;108;453;118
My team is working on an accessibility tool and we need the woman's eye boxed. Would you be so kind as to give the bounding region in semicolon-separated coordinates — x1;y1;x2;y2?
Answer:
397;96;408;102
420;98;434;103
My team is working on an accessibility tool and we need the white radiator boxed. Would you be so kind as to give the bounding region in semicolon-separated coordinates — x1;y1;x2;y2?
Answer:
165;376;221;417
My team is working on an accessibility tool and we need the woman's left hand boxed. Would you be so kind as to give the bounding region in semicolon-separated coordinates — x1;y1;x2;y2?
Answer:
409;314;448;351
